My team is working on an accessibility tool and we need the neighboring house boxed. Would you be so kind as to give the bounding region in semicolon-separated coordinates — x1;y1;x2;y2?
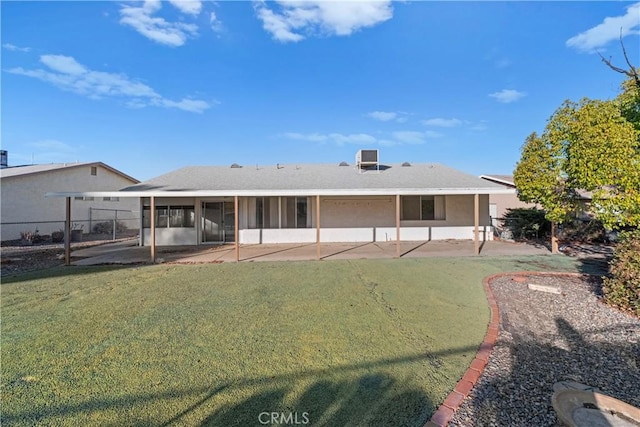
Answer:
480;174;594;225
1;160;139;241
50;151;513;249
479;174;537;228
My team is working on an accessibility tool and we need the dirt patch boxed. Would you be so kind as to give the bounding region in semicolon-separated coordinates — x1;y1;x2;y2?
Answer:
1;236;138;277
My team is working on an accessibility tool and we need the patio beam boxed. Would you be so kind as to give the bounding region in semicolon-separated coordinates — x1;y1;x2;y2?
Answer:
316;195;321;260
474;193;479;255
65;197;71;266
235;195;240;262
150;196;156;263
396;194;400;258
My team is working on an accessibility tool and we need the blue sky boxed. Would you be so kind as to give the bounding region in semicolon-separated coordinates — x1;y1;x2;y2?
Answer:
2;1;639;181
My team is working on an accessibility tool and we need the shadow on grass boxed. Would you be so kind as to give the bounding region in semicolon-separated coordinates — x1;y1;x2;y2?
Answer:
2;346;483;426
451;281;640;426
0;264;153;285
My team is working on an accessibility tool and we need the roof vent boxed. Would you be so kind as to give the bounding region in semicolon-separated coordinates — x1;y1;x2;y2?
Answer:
230;163;242;168
402;161;411;167
339;161;349;166
355;149;379;172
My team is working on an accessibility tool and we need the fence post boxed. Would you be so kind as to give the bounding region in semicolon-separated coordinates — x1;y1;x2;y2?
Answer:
113;210;118;240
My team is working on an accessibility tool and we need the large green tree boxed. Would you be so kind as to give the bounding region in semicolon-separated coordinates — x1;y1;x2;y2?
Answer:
514;75;640;230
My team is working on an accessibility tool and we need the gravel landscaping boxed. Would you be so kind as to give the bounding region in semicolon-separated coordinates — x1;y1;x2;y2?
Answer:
449;274;640;426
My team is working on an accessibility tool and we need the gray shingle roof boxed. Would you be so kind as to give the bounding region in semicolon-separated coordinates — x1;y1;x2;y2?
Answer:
122;163;507;194
0;162;139;183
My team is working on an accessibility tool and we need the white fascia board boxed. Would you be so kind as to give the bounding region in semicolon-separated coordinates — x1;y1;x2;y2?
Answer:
479;175;515;187
46;188;515;198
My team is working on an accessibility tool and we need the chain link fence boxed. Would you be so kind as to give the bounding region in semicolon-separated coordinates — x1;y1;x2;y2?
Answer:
2;210;140;245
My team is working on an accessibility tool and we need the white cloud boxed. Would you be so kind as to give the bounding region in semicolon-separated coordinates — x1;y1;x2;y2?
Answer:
2;43;31;52
470;121;488;131
366;111;410;123
283;132;329;142
329;133;377;145
40;55;87;75
168;0;202;16
566;2;640;52
423;130;444;138
422;118;462;127
367;111;397;122
119;0;199;47
8;54;211;113
391;131;428;145
284;129;441;146
255;1;393;42
29;140;74;152
489;89;527;104
210;11;224;33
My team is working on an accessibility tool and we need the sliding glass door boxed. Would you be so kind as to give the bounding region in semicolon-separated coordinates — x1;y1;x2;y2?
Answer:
202;202;235;243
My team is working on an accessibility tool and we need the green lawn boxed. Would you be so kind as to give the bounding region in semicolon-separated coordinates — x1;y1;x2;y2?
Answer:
1;256;584;426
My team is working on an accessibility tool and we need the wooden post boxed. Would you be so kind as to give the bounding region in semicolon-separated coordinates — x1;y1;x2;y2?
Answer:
474;194;480;255
150;196;156;263
316;195;321;260
235;196;240;262
65;197;71;266
396;195;401;258
551;222;559;254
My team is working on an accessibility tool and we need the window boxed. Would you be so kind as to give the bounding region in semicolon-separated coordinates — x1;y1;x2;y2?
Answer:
284;197;309;228
170;206;195;227
296;197;307;228
103;197;120;201
74;196;94;201
75;196;84;201
401;196;445;220
143;205;194;228
91;166;97;176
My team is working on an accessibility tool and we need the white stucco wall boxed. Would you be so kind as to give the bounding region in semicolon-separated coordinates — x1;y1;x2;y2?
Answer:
1;164;138;241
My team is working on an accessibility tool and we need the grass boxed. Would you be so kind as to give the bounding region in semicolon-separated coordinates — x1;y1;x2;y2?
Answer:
1;255;585;426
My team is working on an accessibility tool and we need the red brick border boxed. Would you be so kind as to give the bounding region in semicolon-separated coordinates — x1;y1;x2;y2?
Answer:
424;271;589;427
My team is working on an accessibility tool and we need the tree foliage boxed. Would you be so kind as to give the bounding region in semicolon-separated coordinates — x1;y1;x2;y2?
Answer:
514;76;640;229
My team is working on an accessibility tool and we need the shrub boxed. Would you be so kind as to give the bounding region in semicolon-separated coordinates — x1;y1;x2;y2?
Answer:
92;221;128;235
603;229;640;316
51;230;64;243
561;219;608;243
501;208;551;240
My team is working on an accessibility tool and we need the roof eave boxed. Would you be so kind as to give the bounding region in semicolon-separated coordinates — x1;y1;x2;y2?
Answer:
46;188;515;198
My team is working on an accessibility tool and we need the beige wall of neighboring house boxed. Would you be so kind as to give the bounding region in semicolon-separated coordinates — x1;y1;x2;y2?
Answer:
480;175;537;226
1;163;139;241
489;192;535;221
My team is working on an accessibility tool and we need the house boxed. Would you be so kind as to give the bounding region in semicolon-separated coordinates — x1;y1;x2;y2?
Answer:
479;174;537;228
1;155;139;241
48;150;514;261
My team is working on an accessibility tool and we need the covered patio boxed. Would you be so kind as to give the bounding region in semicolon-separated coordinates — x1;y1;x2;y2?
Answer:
69;239;551;266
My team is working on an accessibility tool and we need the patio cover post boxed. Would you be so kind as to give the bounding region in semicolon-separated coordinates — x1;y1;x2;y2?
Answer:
316;195;321;260
551;222;559;254
64;197;71;266
395;194;400;258
150;196;156;263
474;193;479;255
235;196;239;262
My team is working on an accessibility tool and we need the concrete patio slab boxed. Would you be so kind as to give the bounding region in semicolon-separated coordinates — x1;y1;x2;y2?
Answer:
68;238;552;266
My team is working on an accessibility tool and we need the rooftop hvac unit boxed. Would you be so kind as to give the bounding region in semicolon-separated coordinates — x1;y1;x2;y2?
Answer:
355;149;379;171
